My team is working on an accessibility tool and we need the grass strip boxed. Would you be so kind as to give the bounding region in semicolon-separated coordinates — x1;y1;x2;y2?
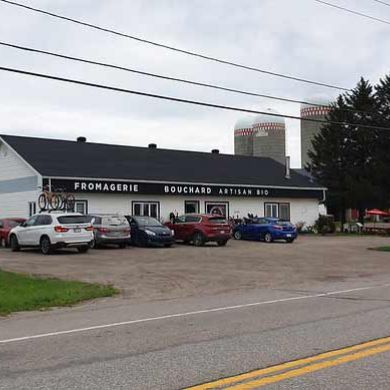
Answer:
0;269;118;315
369;246;390;252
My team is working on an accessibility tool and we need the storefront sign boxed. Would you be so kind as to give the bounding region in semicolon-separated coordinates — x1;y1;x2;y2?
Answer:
45;179;324;199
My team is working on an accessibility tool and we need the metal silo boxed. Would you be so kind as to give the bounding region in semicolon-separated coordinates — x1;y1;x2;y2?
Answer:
300;100;331;168
234;116;255;156
252;109;286;164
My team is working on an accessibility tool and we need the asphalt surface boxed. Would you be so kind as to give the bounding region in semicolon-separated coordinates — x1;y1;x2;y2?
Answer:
1;280;390;389
1;237;390;389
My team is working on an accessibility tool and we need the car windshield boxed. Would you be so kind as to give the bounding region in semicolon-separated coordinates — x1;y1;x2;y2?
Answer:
277;221;293;226
208;217;227;224
57;215;90;224
134;217;162;227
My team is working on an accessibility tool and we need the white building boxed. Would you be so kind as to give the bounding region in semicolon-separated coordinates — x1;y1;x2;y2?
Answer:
0;134;326;225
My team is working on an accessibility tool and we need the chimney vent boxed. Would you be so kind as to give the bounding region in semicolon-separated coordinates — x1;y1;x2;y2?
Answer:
211;149;220;154
285;156;291;179
77;136;87;143
148;143;157;149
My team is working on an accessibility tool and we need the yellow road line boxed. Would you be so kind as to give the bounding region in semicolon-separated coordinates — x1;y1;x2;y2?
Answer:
228;342;390;389
185;336;390;389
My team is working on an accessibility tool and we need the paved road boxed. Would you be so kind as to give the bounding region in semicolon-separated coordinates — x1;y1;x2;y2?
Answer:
1;278;390;389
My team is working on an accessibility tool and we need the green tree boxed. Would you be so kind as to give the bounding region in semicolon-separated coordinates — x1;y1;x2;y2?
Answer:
307;95;352;224
374;75;390;208
308;78;378;223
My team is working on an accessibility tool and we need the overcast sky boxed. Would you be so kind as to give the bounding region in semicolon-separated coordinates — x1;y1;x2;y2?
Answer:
0;0;389;167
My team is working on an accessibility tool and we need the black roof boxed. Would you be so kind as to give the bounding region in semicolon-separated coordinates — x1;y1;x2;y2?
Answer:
0;134;323;189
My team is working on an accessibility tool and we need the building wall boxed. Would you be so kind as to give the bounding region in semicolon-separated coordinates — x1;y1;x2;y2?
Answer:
77;193;320;226
0;140;41;218
234;129;255;156
253;127;286;164
300;106;330;168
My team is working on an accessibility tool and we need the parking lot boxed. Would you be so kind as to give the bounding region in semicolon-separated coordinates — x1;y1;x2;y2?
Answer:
1;235;390;303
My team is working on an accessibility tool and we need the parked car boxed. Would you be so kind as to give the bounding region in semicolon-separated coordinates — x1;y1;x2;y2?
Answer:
86;214;130;248
126;216;174;247
165;214;231;246
0;218;26;247
8;212;94;254
233;217;297;243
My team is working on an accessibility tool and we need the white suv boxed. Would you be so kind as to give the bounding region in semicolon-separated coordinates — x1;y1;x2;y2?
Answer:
8;212;94;255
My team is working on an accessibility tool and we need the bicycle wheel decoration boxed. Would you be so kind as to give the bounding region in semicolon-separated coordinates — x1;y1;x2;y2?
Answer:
49;193;62;210
38;193;48;210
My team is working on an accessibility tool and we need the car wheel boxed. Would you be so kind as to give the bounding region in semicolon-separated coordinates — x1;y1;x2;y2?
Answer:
78;246;89;253
10;235;20;252
40;236;52;255
217;239;228;246
193;232;205;247
264;232;273;243
233;231;242;240
89;239;96;249
0;237;6;248
164;244;173;248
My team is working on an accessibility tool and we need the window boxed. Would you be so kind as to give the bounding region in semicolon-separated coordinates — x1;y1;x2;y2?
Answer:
132;201;159;218
57;215;90;224
28;201;36;217
279;203;290;221
185;215;201;223
265;203;278;218
176;215;186;223
184;200;200;214
205;202;229;218
264;203;291;221
132;216;162;227
25;215;39;227
207;217;227;224
75;200;88;214
36;215;52;226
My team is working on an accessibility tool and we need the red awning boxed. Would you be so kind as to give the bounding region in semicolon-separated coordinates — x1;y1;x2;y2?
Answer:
366;209;390;216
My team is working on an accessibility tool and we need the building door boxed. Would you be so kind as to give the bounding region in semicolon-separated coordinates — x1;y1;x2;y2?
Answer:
132;202;159;218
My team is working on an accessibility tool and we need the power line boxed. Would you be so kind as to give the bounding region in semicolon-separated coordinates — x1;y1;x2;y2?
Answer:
0;40;339;109
313;0;390;25
372;0;390;7
2;40;378;117
0;0;350;91
0;65;389;131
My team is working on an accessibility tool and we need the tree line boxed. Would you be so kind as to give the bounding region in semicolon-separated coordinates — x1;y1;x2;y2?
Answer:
308;75;390;224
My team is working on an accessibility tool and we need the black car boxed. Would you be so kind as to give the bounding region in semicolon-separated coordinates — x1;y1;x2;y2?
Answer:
126;216;175;247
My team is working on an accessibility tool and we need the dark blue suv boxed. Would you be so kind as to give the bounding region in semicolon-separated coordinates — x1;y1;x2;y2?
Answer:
233;217;297;243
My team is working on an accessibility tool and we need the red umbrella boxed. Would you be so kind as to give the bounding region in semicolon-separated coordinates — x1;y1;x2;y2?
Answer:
366;209;389;216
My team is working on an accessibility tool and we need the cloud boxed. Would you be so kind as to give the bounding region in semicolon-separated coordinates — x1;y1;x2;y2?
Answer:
0;0;388;168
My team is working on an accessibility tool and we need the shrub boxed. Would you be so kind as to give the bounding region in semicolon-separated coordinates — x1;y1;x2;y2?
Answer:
315;215;336;235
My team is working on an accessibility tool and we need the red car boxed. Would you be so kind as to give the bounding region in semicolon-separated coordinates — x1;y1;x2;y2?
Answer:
0;218;26;247
166;214;231;246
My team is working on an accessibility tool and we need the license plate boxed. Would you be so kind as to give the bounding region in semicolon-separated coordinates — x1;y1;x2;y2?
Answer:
74;228;81;233
286;234;292;237
220;230;225;234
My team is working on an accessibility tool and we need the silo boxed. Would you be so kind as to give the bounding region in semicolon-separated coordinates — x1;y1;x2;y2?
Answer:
300;100;331;168
252;109;286;164
234;116;255;156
